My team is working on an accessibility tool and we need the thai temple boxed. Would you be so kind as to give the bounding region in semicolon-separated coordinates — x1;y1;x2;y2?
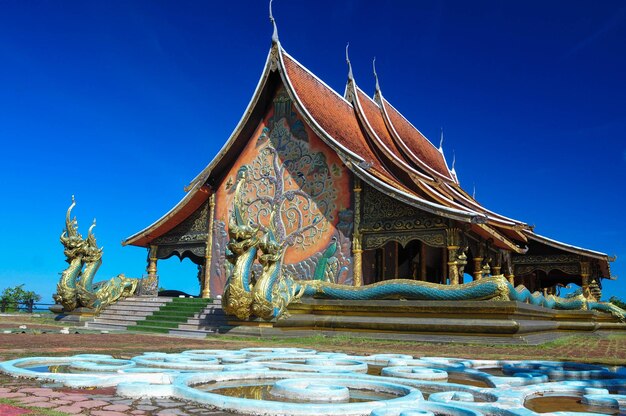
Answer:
123;17;615;319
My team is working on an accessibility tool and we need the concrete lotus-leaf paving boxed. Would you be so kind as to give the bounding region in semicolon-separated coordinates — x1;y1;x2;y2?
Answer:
1;347;626;415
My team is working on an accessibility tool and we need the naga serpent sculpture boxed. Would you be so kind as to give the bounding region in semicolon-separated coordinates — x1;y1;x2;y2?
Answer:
221;171;626;322
54;197;84;311
222;167;259;320
224;255;626;322
53;197;139;312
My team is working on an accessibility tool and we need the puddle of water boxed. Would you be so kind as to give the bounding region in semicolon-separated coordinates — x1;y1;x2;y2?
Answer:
22;366;53;373
199;381;400;403
21;365;78;374
367;365;384;376
478;367;505;376
525;396;619;415
446;375;489;388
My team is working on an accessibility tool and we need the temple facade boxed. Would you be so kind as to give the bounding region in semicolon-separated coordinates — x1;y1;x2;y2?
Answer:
123;37;614;302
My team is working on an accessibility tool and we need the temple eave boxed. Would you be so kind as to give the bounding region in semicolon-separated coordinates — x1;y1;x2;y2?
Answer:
123;184;211;247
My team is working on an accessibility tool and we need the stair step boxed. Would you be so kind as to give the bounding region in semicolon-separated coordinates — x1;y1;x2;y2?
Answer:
90;317;142;325
83;296;214;333
85;322;129;331
107;305;165;312
167;302;228;336
150;309;203;316
127;325;171;334
142;318;189;325
122;297;173;303
83;297;175;330
168;328;214;338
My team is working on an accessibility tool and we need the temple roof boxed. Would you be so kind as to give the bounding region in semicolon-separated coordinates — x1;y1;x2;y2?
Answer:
524;231;614;279
122;39;612;276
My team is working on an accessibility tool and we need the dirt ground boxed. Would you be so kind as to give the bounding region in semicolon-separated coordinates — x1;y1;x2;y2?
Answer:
1;315;625;365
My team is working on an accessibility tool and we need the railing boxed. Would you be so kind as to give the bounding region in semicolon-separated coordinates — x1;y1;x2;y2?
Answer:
0;302;56;314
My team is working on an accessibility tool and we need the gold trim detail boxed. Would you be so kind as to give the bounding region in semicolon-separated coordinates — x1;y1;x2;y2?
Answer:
202;193;216;298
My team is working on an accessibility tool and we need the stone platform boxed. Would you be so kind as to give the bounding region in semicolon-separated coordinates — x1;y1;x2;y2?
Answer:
48;305;97;323
222;299;626;345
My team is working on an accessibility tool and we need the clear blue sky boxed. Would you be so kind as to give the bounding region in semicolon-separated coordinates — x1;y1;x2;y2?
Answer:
0;1;624;303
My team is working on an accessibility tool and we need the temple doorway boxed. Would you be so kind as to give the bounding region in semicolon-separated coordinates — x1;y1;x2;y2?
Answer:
361;240;445;285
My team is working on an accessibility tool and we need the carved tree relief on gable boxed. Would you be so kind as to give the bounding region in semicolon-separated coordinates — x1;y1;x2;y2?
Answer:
209;86;353;295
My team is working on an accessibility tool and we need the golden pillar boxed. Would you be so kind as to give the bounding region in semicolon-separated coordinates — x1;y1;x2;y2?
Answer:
141;245;159;296
492;263;501;276
201;194;216;298
473;257;483;280
580;261;591;299
506;274;515;285
447;247;459;285
446;228;461;285
352;178;363;286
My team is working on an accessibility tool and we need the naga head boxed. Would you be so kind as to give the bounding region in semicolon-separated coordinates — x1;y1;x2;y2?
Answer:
60;196;85;259
258;229;284;265
83;219;103;262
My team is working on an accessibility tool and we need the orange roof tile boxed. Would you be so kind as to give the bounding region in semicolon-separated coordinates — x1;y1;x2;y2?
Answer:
281;52;406;189
356;88;409;168
382;98;452;180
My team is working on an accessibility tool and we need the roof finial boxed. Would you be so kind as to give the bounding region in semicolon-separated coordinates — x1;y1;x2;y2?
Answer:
451;150;456;175
346;42;353;81
472;182;476;200
269;0;279;44
439;127;444;152
373;57;380;91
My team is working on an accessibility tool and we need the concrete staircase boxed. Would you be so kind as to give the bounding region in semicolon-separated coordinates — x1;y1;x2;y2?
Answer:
127;297;212;334
85;297;173;331
169;301;230;338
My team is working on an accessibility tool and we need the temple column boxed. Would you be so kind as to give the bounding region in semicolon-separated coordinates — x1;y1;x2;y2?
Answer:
473;257;484;280
142;245;159;296
580;261;591;299
446;228;460;285
201;194;216;298
447;247;459;285
458;249;467;284
419;242;427;281
352;178;363;286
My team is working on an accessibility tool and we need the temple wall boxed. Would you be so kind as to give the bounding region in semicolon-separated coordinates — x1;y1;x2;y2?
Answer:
208;86;353;295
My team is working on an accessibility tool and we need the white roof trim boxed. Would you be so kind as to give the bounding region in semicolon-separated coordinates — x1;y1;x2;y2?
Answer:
350;163;486;223
125;48;276;244
185;48;275;189
381;97;454;181
442;183;526;228
525;230;610;261
279;48;364;164
124;181;204;245
377;95;454;183
353;86;433;183
281;50;353;105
